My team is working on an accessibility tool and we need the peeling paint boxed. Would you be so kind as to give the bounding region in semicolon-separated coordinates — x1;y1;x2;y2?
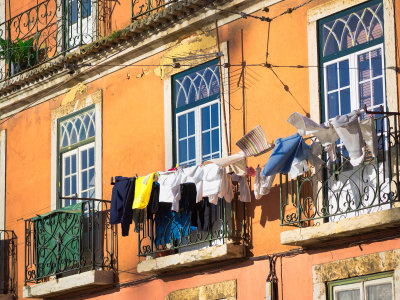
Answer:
166;279;236;300
154;29;218;80
60;83;87;106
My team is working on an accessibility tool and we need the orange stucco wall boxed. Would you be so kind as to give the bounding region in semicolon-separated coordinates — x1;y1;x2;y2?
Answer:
1;0;400;299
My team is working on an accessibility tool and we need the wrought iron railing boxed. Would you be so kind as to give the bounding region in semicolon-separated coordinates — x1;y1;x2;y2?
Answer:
24;199;117;285
138;185;248;258
280;114;400;227
131;0;179;21
0;0;114;81
0;230;17;296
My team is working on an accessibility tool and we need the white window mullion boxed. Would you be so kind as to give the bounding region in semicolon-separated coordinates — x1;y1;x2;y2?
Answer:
195;107;202;165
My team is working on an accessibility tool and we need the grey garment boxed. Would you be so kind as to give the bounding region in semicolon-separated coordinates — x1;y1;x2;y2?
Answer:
231;174;251;202
287;112;339;146
360;117;379;157
331;110;365;166
254;166;275;200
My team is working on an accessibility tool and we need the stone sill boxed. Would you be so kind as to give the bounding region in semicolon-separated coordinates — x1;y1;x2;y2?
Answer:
23;270;114;298
0;294;15;300
281;207;400;247
137;243;246;274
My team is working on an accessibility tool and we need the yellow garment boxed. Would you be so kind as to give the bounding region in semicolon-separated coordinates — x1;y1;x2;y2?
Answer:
132;173;155;209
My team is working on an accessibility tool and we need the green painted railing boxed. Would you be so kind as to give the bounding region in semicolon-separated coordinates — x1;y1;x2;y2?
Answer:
0;230;17;296
280;114;400;227
24;200;117;284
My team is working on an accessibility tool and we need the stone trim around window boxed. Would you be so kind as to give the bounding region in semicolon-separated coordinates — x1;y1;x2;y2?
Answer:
313;249;400;300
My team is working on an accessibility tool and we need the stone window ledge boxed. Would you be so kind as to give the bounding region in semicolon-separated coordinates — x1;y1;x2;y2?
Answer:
137;243;246;274
280;207;400;247
23;270;114;298
0;295;15;300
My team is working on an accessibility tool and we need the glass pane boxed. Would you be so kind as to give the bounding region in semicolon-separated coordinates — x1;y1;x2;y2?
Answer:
70;129;77;145
211;129;220;153
71;154;77;173
359;82;372;108
179;140;188;163
211;103;219;128
82;170;88;190
327;64;338;91
336;289;360;300
188;112;195;135
202;131;211;156
371;48;382;77
367;283;392;300
373;78;384;106
81;150;87;169
82;191;88;198
65;157;70;176
328;92;339;119
188;137;195;160
89;168;95;188
82;0;92;18
358;52;370;81
202;106;210;131
178;115;187;138
71;175;77;195
339;60;350;87
89;147;95;167
340;89;351;115
89;189;95;198
65;177;70;196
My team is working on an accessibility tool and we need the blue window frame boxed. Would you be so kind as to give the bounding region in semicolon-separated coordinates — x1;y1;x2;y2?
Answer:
172;60;222;166
318;0;385;122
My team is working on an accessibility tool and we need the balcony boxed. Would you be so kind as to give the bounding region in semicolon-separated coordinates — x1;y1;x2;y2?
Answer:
137;186;248;273
23;200;117;298
280;114;400;246
0;230;17;300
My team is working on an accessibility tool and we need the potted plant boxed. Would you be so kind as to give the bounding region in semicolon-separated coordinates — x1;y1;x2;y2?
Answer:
0;37;38;75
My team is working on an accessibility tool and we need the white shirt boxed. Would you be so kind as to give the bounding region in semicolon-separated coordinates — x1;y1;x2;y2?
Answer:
158;171;182;212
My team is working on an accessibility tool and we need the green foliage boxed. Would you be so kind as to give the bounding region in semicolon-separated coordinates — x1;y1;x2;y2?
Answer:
0;37;37;69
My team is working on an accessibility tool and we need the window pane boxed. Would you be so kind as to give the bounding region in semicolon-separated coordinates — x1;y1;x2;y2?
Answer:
358;52;370;81
71;175;77;195
178;115;187;138
71;154;77;173
371;48;382;77
366;283;392;300
359;82;372;108
326;64;338;91
339;60;350;87
336;289;360;300
340;89;351;115
202;106;210;131
89;147;95;167
328;92;339;119
188;111;195;135
188;137;195;160
81;150;87;169
65;177;70;196
211;103;219;128
211;129;220;153
202;131;211;156
373;78;384;106
82;170;88;190
65;157;70;176
89;168;95;188
179;140;187;163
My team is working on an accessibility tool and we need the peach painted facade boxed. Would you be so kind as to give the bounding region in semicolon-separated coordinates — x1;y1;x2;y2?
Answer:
0;0;399;299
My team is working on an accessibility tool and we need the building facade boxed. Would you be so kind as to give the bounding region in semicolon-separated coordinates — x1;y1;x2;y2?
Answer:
0;0;399;299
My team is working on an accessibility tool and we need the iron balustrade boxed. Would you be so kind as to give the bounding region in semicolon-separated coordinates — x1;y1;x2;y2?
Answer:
24;199;117;285
0;0;114;81
138;185;248;259
131;0;179;21
280;114;400;228
0;230;17;296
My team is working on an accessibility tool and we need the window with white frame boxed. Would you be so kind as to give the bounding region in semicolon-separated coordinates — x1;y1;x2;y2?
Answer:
319;0;385;121
58;107;96;207
173;59;222;166
328;272;394;300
